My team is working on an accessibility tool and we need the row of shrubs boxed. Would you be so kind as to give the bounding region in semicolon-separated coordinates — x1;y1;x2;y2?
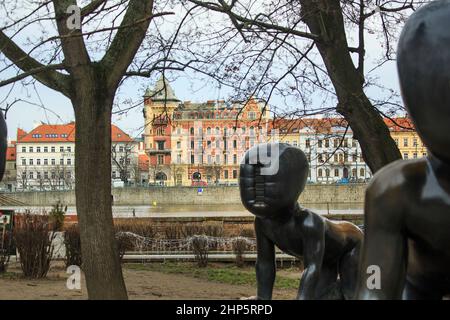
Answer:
0;215;256;278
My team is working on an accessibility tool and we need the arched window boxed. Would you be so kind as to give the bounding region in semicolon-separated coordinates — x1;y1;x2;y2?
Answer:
249;126;255;136
325;169;330;177
360;168;365;177
190;127;194;135
318;169;323;177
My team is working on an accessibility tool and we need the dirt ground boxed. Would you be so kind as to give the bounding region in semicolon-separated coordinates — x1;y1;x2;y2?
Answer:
0;262;297;300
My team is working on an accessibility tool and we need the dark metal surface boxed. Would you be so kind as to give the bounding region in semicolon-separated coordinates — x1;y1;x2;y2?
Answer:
239;143;363;300
356;0;450;300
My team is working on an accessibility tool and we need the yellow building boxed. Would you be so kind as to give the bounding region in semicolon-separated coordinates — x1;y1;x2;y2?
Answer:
386;118;428;160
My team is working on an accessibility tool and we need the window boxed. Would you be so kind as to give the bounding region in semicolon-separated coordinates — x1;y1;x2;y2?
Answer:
224;170;229;179
334;169;339;177
353;154;357;162
325;169;330;177
44;159;48;165
198;155;202;164
207;155;212;164
325;139;329;148
233;140;237;149
22;147;26;153
403;153;409;160
157;141;165;150
352;140;357;148
29;159;33;165
224;154;228;164
334;139;339;148
21;159;26;165
157;155;164;165
60;146;64;152
413;138;418;147
293;141;298;147
190;140;194;149
190;127;194;135
198;141;202;149
60;158;64;165
29;171;34;179
318;154;323;163
248;111;256;120
37;147;41;153
67;172;72;179
423;152;427;157
156;127;165;135
37;172;41;179
403;138;408;147
119;146;124;152
216;155;220;164
334;154;338;162
51;159;56;165
29;147;33;152
177;154;182;164
190;154;195;164
232;170;237;179
51;146;55;152
360;168;365;177
51;172;56;179
318;140;322;148
207;127;211;135
207;141;211;148
44;172;48;179
216;140;220;148
394;138;399;146
37;159;41;165
413;153;418;159
249;126;255;136
233;154;237;164
318;169;323;177
215;127;220;135
44;146;48;152
67;159;72;165
177;141;181;149
306;139;310;148
343;139;348;148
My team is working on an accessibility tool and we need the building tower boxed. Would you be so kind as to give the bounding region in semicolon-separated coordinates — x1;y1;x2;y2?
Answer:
143;76;180;185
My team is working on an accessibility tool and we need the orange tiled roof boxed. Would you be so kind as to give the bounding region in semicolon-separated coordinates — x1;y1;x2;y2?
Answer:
6;146;16;161
17;123;133;143
384;117;415;132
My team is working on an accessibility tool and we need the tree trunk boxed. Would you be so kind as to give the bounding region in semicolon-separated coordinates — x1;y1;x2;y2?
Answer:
73;79;128;299
300;0;402;172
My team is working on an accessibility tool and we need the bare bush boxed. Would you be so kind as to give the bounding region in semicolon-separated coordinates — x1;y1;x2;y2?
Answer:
239;227;256;239
114;220;158;238
164;225;182;240
232;237;250;267
115;233;135;261
190;235;209;268
49;202;67;232
64;224;82;268
181;224;205;238
13;214;56;278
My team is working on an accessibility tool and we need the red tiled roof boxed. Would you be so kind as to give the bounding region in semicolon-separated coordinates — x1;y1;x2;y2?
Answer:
17;123;133;143
384;117;415;132
6;146;16;161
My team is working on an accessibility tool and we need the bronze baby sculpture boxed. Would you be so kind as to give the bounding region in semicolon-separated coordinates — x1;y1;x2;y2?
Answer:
356;0;450;300
239;143;363;300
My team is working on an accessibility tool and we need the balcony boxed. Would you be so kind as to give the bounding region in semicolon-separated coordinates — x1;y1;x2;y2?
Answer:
147;148;171;154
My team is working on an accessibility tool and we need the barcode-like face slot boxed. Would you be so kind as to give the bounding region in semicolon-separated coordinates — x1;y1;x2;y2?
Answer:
254;166;265;206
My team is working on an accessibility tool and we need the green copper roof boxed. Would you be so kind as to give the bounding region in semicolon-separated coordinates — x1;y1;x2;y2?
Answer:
144;75;180;102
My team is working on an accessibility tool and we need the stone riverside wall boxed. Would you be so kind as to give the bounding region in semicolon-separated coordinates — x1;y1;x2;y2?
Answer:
5;184;367;207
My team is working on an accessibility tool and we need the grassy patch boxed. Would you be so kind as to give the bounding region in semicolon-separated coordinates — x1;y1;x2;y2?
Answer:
125;262;300;290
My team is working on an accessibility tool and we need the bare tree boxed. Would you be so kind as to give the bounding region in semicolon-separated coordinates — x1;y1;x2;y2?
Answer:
111;142;136;185
0;0;175;299
185;0;429;172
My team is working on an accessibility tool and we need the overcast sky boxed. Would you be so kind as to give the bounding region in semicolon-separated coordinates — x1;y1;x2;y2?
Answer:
0;1;406;142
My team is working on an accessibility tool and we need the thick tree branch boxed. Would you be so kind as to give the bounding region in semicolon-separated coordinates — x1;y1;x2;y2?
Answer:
0;63;65;87
101;0;154;91
0;31;70;96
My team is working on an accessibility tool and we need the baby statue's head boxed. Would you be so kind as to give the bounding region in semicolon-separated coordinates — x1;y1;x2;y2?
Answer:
239;143;308;218
397;0;450;163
